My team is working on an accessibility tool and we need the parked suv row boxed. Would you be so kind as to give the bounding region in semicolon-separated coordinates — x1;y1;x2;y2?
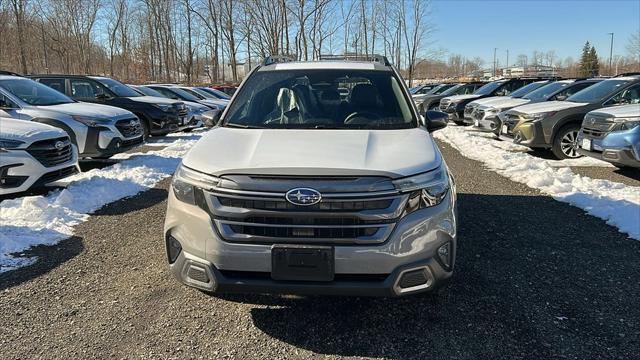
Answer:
28;75;188;137
439;78;552;125
499;74;640;158
0;75;143;158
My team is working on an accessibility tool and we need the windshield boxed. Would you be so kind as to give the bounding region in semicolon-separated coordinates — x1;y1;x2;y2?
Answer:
134;86;164;97
94;78;141;97
223;69;417;129
523;81;570;101
180;88;207;100
509;82;549;98
199;87;231;100
166;87;201;102
0;78;74;106
431;84;455;95
474;80;508;95
567;79;630;103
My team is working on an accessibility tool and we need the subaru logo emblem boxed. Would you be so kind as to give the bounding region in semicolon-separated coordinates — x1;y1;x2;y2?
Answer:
129;120;137;127
54;141;65;150
589;117;596;124
285;188;322;206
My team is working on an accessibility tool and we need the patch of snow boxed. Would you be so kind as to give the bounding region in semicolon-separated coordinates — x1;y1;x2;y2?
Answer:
0;134;201;273
434;126;640;240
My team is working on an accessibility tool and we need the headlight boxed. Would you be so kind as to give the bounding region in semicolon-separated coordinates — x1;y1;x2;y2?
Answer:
71;115;107;127
153;104;173;112
172;163;220;204
0;138;25;151
393;165;450;211
523;111;557;122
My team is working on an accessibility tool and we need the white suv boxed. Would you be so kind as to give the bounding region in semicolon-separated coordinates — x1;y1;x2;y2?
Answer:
1;117;79;195
164;55;457;297
0;76;143;158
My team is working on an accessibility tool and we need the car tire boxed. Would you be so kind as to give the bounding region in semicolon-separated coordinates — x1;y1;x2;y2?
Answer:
552;123;582;159
136;114;150;140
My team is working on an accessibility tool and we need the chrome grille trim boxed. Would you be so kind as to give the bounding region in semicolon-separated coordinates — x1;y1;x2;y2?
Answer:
204;187;409;245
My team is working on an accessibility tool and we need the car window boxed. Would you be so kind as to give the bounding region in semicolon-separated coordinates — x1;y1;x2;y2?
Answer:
474;80;508;96
605;83;640;106
71;79;105;99
555;82;595;100
567;79;630;103
0;92;19;108
38;78;65;94
0;78;74;105
495;80;525;96
523;81;570;101
509;81;549;98
180;88;206;100
135;86;164;97
93;78;141;97
223;69;417;129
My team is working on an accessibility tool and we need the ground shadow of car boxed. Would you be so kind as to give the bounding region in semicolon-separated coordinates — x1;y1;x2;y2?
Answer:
223;193;639;359
0;230;84;291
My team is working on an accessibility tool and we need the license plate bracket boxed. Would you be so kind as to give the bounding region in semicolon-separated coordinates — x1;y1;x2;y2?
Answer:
271;245;334;282
581;138;592;151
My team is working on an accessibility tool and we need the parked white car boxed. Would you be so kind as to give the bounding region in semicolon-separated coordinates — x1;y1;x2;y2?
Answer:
0;76;144;159
0;117;79;195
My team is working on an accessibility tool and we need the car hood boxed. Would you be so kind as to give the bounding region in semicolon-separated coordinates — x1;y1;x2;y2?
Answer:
442;94;480;102
588;104;640;118
509;100;587;115
126;95;181;106
183;128;441;178
183;101;210;111
36;102;135;121
479;98;531;110
469;96;512;106
199;99;229;108
0;117;66;144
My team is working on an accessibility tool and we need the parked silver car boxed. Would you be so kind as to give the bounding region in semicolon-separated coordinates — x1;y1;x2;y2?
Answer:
164;55;457;297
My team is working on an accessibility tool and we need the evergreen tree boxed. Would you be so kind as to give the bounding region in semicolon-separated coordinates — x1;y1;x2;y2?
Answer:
579;41;592;77
588;45;600;76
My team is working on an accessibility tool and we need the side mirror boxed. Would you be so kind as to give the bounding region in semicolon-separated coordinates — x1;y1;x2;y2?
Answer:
203;108;222;128
425;110;448;132
0;97;17;109
555;95;567;101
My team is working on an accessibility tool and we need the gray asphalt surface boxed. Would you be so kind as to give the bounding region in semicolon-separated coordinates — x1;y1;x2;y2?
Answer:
1;139;639;359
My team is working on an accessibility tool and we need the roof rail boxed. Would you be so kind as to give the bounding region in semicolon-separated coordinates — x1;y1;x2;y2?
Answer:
0;70;22;76
318;53;391;66
615;72;640;77
263;55;295;66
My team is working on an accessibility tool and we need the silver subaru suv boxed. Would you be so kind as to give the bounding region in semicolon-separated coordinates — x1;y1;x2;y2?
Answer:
164;55;457;296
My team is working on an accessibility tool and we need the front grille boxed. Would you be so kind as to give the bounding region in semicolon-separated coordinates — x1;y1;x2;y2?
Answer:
26;137;73;167
36;166;77;185
115;118;143;138
439;100;450;111
473;109;485;120
173;104;188;117
121;136;144;148
581;115;615;139
207;184;407;245
464;104;474;117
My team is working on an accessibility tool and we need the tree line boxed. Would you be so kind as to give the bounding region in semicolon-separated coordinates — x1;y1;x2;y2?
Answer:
1;0;638;85
0;0;439;85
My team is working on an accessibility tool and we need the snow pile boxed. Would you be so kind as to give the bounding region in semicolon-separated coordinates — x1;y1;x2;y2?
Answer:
434;126;640;240
0;135;201;272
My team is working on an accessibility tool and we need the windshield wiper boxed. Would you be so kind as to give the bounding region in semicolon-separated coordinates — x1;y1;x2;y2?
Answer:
224;123;265;129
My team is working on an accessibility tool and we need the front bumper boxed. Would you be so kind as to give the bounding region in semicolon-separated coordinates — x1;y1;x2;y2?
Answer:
577;129;640;167
164;188;457;297
440;106;463;121
501;120;550;148
81;126;144;158
0;146;79;195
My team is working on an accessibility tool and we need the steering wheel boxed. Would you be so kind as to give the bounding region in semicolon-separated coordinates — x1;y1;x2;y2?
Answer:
344;111;383;125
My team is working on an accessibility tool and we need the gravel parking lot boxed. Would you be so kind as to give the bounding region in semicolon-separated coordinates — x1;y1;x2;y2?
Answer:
1;138;639;360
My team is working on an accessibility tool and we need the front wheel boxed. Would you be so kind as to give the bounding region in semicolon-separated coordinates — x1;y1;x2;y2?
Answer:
552;124;582;159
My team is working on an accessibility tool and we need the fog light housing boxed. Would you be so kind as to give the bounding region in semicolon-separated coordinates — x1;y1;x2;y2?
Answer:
166;234;182;263
437;242;453;271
